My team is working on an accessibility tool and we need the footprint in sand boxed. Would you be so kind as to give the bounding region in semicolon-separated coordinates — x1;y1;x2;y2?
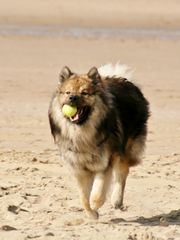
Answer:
128;233;163;240
140;233;162;240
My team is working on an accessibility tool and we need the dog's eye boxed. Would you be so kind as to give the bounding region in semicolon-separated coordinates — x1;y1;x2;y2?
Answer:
65;91;71;95
81;91;88;96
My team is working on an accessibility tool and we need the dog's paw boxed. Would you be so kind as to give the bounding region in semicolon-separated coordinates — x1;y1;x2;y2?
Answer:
90;196;105;210
111;199;127;211
111;196;122;208
86;209;99;219
112;201;122;209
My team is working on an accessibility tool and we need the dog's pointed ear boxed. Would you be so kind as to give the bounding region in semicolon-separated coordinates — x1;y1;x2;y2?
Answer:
59;66;73;83
87;67;101;85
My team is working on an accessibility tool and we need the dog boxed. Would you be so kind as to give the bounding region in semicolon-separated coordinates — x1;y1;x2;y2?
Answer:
48;63;150;219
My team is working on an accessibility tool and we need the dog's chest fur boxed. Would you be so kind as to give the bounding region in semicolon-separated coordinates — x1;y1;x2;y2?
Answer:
57;135;111;172
49;94;113;172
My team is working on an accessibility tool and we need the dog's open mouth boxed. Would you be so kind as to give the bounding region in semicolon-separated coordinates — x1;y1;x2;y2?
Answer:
70;106;91;124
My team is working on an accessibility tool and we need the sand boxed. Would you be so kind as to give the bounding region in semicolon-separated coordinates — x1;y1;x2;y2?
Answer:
0;1;180;239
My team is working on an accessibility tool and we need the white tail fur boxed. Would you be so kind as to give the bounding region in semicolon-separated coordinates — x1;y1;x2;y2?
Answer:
98;63;134;80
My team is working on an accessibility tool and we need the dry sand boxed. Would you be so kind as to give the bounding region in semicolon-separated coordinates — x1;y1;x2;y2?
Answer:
0;1;180;240
0;0;180;28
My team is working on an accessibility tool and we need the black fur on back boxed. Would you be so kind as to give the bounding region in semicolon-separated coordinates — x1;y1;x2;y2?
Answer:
97;77;150;155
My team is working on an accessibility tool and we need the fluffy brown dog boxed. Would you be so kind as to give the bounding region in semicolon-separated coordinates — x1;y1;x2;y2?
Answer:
48;64;149;219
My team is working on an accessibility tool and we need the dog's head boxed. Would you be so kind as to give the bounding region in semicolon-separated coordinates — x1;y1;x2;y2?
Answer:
56;66;105;125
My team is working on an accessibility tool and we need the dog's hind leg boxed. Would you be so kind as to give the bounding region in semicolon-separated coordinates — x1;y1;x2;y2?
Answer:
111;156;129;209
75;171;99;219
90;168;112;211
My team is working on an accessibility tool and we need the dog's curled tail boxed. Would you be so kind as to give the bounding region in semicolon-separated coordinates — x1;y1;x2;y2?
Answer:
98;62;134;81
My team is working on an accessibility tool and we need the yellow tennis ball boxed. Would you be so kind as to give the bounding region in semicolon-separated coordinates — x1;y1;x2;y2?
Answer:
62;104;77;117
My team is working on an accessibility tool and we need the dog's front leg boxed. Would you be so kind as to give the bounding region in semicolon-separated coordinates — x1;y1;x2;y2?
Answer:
90;168;111;211
75;170;99;219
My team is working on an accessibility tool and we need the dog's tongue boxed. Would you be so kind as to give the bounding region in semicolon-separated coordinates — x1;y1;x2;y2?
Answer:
70;112;79;122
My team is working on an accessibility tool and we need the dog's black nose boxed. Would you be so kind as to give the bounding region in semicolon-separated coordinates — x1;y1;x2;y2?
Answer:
69;95;79;103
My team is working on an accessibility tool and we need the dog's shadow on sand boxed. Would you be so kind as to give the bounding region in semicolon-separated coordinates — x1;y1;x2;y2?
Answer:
107;209;180;226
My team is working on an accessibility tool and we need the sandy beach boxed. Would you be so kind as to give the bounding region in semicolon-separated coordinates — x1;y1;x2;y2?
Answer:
0;1;180;239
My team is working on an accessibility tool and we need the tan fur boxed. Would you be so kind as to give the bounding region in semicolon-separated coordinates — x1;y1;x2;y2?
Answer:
125;136;146;166
111;154;130;209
